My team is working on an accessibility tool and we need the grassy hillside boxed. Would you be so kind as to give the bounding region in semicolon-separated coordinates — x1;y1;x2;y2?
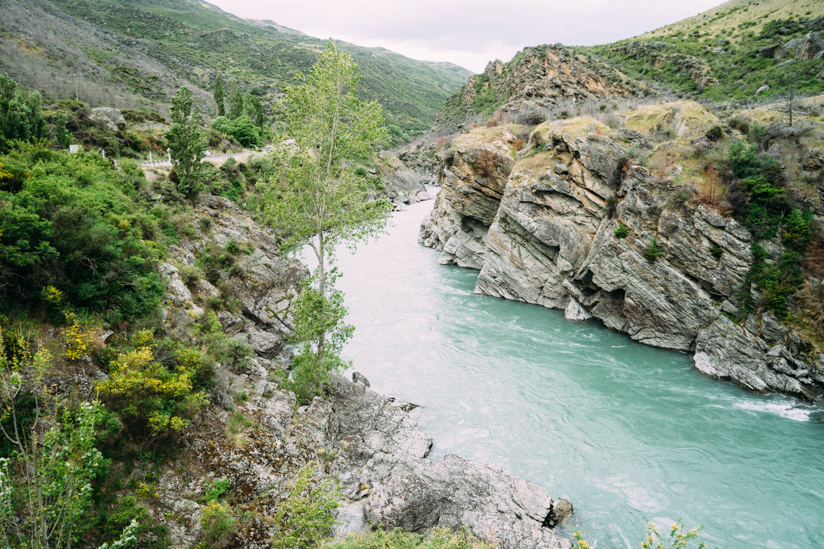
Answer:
435;0;824;127
583;0;824;101
0;0;473;145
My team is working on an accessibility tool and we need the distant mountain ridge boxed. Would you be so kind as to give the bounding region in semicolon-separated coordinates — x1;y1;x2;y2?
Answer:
0;0;473;144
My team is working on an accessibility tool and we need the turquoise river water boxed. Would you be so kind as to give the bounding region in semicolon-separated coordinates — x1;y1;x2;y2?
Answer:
305;197;824;549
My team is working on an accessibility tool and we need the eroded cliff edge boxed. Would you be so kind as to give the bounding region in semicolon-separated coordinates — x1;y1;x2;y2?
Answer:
420;107;824;401
136;194;572;549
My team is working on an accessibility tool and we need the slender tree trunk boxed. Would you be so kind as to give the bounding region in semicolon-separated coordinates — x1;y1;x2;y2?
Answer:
317;232;326;365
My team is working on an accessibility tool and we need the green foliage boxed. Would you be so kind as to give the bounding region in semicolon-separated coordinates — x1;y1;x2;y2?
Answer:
244;94;264;128
644;237;662;263
201;478;231;504
200;501;236;545
53;110;71;149
213;74;225;117
278;274;353;404
261;41;391;398
211;115;259;148
0;332;107;548
96;330;207;448
166;87;205;199
709;245;723;260
614;223;631;239
324;527;495;549
0;72;47;152
271;461;340;549
0;142;164;322
97;519;140;549
228;86;244;121
194;312;253;374
704;125;723;142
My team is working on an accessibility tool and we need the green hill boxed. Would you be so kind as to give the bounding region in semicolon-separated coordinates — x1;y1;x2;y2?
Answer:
0;0;473;145
436;0;824;126
585;0;824;101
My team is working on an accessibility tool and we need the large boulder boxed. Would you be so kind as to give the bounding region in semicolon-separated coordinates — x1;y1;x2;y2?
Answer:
364;454;572;549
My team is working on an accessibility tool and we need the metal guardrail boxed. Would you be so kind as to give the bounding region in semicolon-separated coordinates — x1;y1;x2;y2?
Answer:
140;152;245;167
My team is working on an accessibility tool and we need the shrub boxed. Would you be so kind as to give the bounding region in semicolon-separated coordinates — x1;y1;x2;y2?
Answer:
200;501;236;545
96;330;207;448
0;142;164;322
705;125;724;142
516;111;546;125
644;237;663;262
179;265;202;288
211;115;259;148
709;245;724;259
614;223;631;239
271;462;341;549
559;110;570;119
194;312;252;373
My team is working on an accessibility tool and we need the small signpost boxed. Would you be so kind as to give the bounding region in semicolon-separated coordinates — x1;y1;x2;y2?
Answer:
69;145;79;154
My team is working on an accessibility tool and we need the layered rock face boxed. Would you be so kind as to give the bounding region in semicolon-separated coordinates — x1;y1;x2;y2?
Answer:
419;127;516;269
420;114;824;400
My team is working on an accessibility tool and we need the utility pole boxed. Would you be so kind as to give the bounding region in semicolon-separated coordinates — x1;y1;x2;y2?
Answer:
69;73;82;101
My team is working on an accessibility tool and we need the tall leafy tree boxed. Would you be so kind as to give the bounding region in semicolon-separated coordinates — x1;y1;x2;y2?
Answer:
53;110;71;149
0;72;47;151
166;86;205;198
213;73;225;117
261;41;390;401
227;85;244;120
244;93;264;128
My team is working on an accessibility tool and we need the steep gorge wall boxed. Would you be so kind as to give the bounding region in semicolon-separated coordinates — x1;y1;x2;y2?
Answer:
420;114;824;401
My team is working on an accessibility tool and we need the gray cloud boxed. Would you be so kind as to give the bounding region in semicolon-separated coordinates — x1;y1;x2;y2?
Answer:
210;0;724;72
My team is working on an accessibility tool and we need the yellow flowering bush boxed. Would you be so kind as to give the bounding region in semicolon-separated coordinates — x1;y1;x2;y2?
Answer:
96;330;206;446
61;315;96;361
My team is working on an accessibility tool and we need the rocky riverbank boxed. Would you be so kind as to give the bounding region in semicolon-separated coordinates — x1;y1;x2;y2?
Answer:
419;104;824;402
131;192;571;548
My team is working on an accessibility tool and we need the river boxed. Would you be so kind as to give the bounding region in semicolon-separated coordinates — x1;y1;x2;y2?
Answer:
305;197;824;549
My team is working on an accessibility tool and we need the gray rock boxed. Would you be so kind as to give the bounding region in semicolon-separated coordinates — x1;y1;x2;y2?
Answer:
365;454;572;549
238;325;283;359
90;107;125;130
564;298;591;321
694;317;810;397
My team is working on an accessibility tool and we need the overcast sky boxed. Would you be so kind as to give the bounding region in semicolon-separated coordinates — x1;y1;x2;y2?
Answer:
208;0;726;73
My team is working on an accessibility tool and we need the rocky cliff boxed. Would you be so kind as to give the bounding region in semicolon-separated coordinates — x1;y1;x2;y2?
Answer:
437;44;640;126
420;105;824;402
130;193;572;548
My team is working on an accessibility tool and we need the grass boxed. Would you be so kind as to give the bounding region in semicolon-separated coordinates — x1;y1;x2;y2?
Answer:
6;0;473;147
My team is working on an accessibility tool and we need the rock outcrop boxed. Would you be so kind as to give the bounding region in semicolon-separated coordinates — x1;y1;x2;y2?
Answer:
420;107;824;401
149;194;572;548
151;370;572;549
437;45;636;125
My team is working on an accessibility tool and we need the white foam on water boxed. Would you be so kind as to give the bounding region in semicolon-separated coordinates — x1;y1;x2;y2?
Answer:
733;400;812;422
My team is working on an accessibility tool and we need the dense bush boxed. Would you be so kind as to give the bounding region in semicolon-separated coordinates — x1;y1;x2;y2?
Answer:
211;115;259;148
0;72;48;151
0;142;164;322
96;330;207;448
